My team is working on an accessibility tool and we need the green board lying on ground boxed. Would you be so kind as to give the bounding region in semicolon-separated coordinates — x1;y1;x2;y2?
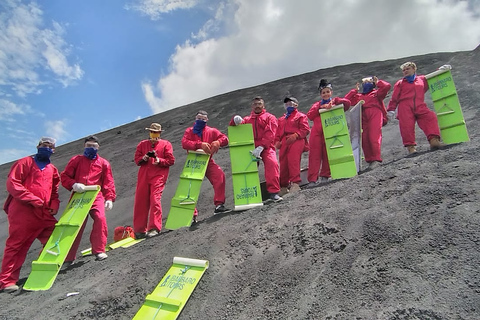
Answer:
425;67;469;144
347;100;364;172
165;150;210;230
133;257;209;320
320;104;357;180
81;237;145;256
228;124;263;210
23;185;100;291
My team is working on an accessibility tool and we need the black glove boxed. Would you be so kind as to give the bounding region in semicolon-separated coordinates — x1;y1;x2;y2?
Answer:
147;151;156;157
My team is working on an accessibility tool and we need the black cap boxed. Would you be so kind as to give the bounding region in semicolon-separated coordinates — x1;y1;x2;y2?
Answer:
284;96;298;104
85;135;99;144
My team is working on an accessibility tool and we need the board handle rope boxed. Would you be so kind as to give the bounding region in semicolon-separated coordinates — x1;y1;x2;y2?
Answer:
45;185;99;256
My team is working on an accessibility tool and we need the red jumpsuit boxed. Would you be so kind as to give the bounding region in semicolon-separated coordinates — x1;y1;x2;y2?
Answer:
182;125;229;210
345;80;391;162
307;97;351;182
229;109;280;194
387;75;440;146
61;155;116;261
275;109;310;187
0;156;60;289
133;139;175;234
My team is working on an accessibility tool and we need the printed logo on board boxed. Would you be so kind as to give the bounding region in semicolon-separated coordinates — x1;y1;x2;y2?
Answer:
236;186;258;200
430;76;452;93
185;159;207;169
324;114;344;128
68;197;93;209
159;274;197;290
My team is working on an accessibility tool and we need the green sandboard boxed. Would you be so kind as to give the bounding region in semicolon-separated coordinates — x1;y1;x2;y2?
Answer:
425;68;469;144
228;124;263;211
320;105;357;179
165;151;211;230
133;257;209;320
81;237;145;256
23;185;101;291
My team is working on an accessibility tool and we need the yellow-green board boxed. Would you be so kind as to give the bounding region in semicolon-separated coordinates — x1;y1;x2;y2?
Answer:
165;151;211;230
228;124;263;211
23;185;101;291
426;68;469;144
320;105;357;179
133;257;209;320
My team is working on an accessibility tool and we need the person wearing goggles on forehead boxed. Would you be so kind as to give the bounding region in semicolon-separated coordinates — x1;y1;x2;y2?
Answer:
61;135;116;265
307;79;351;187
1;137;60;293
230;96;283;202
344;76;391;170
182;110;230;222
274;96;310;195
387;61;443;154
133;123;175;239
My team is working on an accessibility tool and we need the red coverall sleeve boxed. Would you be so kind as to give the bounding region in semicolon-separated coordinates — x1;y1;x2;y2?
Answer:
332;97;351;111
60;157;78;191
274;117;283;144
157;141;175;167
48;168;61;212
134;142;147;165
387;80;402;111
420;75;429;93
6;159;43;206
375;79;392;100
259;115;277;148
181;128;202;150
297;115;310;139
307;102;321;120
213;128;229;147
101;160;116;201
344;89;360;106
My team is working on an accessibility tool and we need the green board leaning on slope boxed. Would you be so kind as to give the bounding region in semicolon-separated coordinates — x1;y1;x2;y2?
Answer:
320;104;357;180
165;150;211;230
228;123;263;210
133;257;209;320
425;66;469;145
23;185;101;291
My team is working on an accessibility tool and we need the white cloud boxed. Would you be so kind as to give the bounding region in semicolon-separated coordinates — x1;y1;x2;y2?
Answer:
0;0;83;98
44;119;68;143
125;0;199;20
0;148;32;165
139;0;480;113
0;99;31;120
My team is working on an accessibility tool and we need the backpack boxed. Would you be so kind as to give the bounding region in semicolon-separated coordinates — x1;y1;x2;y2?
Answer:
113;225;135;241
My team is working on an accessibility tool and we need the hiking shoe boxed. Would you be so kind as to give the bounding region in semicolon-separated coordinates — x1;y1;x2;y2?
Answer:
192;216;197;224
269;193;283;202
61;260;74;271
95;252;108;261
307;181;318;188
368;161;381;170
279;187;289;197
2;284;19;293
429;136;445;150
319;177;329;183
135;232;146;240
214;204;231;215
146;229;159;238
406;145;417;154
288;183;301;193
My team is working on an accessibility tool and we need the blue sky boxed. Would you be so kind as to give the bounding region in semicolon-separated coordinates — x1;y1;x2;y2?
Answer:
1;0;479;164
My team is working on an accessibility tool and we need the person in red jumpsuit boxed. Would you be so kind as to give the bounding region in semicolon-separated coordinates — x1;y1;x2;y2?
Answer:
230;96;282;202
345;76;391;170
1;137;60;293
387;61;443;154
61;135;116;264
307;79;351;187
274;96;310;194
133;123;175;238
182;110;230;223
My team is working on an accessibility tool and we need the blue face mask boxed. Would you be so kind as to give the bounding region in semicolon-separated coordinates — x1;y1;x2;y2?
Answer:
193;119;207;137
321;98;332;105
361;82;375;94
285;106;296;118
34;147;53;169
84;147;98;160
405;74;416;83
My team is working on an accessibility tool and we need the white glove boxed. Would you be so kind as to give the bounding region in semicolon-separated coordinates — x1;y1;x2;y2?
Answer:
233;115;243;126
72;183;86;193
438;64;452;70
105;200;113;211
250;146;264;158
387;111;396;121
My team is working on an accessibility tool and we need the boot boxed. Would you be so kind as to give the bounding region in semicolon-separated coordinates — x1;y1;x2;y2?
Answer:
406;145;417;154
429;136;444;150
279;187;289;197
289;183;301;193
